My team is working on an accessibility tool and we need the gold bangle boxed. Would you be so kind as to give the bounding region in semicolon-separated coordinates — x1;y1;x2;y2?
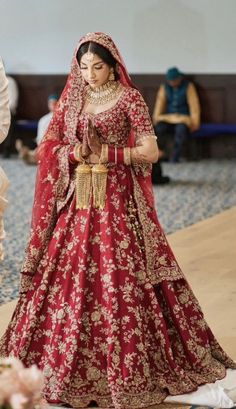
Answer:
124;147;131;165
100;144;108;164
74;144;84;162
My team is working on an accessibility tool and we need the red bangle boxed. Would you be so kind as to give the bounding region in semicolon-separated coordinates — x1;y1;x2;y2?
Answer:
69;149;76;163
108;147;125;164
117;148;124;163
108;147;115;163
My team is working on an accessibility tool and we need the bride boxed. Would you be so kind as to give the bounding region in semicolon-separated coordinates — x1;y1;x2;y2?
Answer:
0;33;235;408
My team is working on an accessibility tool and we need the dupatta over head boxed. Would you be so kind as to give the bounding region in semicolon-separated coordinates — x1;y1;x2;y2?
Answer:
21;32;138;276
21;32;183;289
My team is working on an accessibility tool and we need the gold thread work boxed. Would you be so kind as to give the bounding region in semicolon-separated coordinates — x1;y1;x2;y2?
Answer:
75;163;92;209
92;164;108;210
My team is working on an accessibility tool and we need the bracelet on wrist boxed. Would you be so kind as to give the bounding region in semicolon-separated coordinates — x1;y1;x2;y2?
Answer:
124;147;131;165
107;146;131;165
74;144;87;162
69;149;77;164
100;144;108;164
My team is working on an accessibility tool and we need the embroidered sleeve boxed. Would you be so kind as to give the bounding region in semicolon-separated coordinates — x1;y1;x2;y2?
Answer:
126;89;155;144
135;133;157;146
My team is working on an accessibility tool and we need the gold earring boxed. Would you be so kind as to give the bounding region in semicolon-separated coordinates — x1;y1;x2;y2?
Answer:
109;69;115;81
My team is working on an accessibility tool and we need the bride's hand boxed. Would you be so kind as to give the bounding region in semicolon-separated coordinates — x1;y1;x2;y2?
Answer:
87;118;102;156
81;139;91;158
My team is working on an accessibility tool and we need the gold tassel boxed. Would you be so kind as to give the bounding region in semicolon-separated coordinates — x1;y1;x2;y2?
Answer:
75;163;92;209
92;164;108;210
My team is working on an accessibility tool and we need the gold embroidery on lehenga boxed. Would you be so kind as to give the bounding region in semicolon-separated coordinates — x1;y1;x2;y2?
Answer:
2;49;236;409
131;170;184;285
126;198;144;250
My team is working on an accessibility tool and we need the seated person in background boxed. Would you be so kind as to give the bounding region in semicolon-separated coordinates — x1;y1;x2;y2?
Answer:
152;66;200;162
36;94;59;145
16;94;58;165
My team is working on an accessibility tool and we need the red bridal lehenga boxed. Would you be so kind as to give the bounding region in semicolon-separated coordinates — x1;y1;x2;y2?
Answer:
0;33;235;409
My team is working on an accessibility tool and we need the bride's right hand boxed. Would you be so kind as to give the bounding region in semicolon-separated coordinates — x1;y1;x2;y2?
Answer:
81;140;91;157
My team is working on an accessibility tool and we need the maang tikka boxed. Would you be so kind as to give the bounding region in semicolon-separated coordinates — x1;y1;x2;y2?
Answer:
86;43;94;62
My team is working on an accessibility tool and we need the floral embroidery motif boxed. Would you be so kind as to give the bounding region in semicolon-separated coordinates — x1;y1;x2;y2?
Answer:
1;35;235;408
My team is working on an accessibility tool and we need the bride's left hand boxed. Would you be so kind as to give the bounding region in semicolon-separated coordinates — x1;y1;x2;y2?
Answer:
87;118;102;156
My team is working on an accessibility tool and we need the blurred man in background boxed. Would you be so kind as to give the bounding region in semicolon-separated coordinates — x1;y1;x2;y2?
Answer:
153;66;200;163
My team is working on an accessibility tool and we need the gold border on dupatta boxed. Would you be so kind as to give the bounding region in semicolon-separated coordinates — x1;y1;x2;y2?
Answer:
131;169;185;286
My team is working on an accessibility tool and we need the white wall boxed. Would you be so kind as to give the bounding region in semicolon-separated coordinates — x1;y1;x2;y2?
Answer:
0;0;236;74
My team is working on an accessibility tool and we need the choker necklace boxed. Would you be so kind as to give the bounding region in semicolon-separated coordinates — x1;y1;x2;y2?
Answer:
86;81;122;105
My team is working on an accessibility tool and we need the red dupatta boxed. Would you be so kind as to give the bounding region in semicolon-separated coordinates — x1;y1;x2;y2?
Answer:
21;32;137;276
21;32;181;287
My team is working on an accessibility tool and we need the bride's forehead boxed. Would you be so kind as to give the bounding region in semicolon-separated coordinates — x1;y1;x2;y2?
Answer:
80;53;104;64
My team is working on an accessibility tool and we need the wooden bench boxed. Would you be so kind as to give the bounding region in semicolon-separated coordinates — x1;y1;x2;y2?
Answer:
191;123;236;159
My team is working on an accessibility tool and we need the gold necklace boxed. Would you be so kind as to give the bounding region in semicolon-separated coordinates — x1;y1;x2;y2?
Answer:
86;81;122;105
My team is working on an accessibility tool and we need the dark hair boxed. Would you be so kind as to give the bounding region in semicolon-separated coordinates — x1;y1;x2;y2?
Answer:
76;42;120;80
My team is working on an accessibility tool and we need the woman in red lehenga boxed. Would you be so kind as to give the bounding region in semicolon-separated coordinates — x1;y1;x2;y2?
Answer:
0;32;236;408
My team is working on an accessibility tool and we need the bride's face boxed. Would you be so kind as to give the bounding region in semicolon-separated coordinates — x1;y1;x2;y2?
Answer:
80;52;111;89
